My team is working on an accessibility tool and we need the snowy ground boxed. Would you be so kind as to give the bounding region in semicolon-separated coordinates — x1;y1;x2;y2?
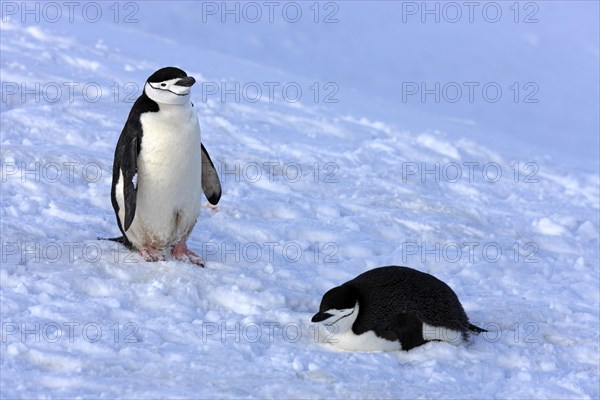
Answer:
1;2;599;399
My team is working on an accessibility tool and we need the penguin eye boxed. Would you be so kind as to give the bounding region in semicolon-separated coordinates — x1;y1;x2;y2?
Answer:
160;83;166;87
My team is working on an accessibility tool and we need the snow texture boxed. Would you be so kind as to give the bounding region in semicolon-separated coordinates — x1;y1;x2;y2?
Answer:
1;2;599;399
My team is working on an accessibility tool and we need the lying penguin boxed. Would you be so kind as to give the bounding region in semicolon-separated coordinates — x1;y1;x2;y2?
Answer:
311;266;486;351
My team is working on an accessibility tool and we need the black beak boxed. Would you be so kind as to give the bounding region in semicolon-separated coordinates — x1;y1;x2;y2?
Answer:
174;76;196;87
311;312;332;323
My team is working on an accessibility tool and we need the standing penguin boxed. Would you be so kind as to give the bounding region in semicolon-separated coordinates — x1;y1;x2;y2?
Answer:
110;67;221;266
311;266;486;351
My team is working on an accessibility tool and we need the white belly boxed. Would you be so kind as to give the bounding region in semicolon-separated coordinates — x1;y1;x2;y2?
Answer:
327;329;403;352
117;102;202;249
321;323;463;352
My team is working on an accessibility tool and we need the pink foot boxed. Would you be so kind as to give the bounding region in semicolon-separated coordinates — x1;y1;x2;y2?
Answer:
140;245;166;262
172;242;204;267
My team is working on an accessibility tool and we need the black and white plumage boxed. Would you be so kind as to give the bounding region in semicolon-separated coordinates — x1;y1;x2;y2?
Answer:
311;266;486;351
109;67;221;266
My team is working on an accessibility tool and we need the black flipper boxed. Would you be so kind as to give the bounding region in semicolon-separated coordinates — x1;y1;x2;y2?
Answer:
111;126;139;232
201;143;222;205
376;313;428;351
110;92;158;237
392;313;428;350
121;134;139;231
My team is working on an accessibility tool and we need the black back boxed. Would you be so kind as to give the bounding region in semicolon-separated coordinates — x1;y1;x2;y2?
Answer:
347;266;471;336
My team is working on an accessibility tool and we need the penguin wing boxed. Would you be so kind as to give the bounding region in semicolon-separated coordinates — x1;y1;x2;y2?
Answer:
387;313;427;350
111;93;159;236
110;118;141;233
122;133;139;231
201;143;222;205
372;313;427;351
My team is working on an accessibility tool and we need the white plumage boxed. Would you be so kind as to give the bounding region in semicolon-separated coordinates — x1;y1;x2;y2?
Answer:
115;101;202;249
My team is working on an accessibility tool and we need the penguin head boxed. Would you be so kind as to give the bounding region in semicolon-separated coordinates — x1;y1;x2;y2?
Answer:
144;67;196;105
311;284;359;334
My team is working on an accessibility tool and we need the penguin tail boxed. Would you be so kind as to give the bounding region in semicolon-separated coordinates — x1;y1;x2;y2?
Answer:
97;235;134;250
468;323;487;334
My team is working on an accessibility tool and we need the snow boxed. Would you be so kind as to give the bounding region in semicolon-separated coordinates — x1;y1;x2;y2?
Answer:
1;1;599;399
